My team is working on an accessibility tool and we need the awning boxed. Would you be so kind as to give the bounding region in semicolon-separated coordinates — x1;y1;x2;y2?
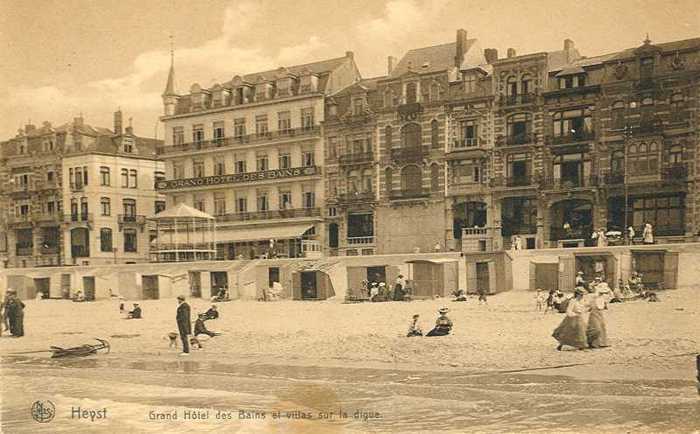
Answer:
555;66;585;77
215;224;314;243
406;258;459;264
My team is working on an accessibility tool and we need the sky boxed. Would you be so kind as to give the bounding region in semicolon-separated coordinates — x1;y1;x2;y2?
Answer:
0;0;698;140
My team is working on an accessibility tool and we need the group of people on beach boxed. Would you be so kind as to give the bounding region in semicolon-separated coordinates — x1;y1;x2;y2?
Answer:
175;296;222;355
362;274;409;302
552;285;609;351
406;307;454;337
0;289;25;337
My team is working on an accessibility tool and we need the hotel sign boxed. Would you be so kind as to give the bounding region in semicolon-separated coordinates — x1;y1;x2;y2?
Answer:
156;166;319;191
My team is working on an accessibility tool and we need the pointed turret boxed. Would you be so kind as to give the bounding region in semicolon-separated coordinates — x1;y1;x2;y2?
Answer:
162;36;178;116
163;55;176;97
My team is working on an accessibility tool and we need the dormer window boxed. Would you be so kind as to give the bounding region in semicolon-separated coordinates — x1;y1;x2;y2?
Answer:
640;57;654;80
233;87;248;105
276;77;293;97
299;73;318;93
352;98;363;116
558;74;586;89
255;81;272;101
123;137;134;153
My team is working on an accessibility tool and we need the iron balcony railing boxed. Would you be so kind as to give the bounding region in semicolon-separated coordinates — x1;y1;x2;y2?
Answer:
389;189;429;200
40;245;60;254
540;176;600;190
491;176;533;188
16;246;34;256
390;146;428;162
499;93;536;106
449;138;480;151
65;213;94;223
663;163;689;182
347;236;374;245
69;183;84;192
338;151;374;165
7;214;32;225
547;129;595;145
118;214;147;225
339;191;375;202
496;133;534;146
216;207;321;222
157;126;321;155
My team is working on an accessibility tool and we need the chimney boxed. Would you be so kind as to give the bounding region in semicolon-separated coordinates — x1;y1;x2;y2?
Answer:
507;48;516;58
564;38;576;62
387;56;397;74
73;116;83;127
114;110;123;135
484;48;499;64
564;38;574;51
126;117;133;135
345;51;354;60
24;123;36;134
455;28;468;67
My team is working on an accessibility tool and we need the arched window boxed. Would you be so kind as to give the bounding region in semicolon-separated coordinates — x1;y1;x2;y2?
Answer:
611;101;626;130
506;113;532;145
401;165;422;193
506;76;517;96
629;141;659;175
401;123;421;149
431;120;439;148
384;125;393;148
611;150;625;173
405;82;418;104
430;82;440;102
384;167;393;195
328;223;339;248
667;145;683;165
520;73;533;95
363;168;374;192
430;164;440;192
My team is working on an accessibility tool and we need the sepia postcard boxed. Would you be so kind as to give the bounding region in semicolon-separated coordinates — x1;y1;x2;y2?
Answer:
0;0;698;432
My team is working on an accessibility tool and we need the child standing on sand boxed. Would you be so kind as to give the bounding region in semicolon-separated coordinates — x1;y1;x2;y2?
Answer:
536;288;546;311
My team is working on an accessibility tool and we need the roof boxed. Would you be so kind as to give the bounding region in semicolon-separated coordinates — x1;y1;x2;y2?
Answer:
332;76;384;96
555;65;585;77
149;203;214;221
606;37;700;62
389;40;478;78
406;258;459;264
215;224;314;243
221;55;350;88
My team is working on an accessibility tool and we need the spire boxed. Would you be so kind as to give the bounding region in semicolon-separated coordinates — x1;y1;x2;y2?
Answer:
644;33;651;45
163;34;176;97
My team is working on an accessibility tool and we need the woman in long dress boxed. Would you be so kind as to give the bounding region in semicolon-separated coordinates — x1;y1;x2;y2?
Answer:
586;290;609;348
552;288;589;350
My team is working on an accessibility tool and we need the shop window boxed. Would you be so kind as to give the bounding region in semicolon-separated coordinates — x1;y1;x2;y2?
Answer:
632;195;684;235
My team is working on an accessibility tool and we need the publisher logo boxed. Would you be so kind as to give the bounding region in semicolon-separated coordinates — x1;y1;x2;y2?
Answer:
31;400;55;423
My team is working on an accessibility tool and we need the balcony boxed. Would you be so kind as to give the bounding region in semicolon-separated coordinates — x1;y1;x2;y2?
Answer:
7;214;32;226
390;146;428;163
389;189;429;200
450;138;480;151
35;179;60;191
496;133;534;147
16;246;33;256
216;207;321;223
70;183;84;192
550;226;593;242
33;212;62;224
40;245;60;255
541;176;599;190
447;182;488;196
347;236;374;245
499;93;536;106
65;213;94;224
118;214;147;225
9;184;30;195
338;151;374;165
601;172;625;186
156;126;321;155
663;164;689;183
546;129;595;146
339;191;375;203
492;176;533;188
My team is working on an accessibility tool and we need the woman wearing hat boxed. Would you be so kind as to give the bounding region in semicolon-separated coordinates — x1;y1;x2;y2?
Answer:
426;308;453;337
585;286;609;348
552;288;589;350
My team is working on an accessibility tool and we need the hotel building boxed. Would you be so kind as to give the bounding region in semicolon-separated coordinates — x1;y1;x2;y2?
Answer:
156;52;361;259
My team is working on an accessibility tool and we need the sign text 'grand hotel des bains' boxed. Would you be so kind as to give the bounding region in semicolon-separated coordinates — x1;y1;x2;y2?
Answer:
156;166;320;191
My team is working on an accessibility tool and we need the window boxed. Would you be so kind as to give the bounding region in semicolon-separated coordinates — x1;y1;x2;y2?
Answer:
611;150;625;174
352;98;363;116
558;74;586;89
80;197;88;219
302;150;314;167
70;198;78;219
385;125;393;148
451;161;482;184
47;201;56;214
155;201;166;214
257;191;269;211
405;82;417;104
255;115;268;137
100;228;113;252
47;171;54;182
279;190;292;209
506;76;517;96
173;162;184;179
611;101;626;130
363;169;373;193
520;74;532;95
667;145;683;165
302;186;315;208
256;153;269;171
278;111;291;133
328;179;338;197
236;196;247;213
384;167;393;194
640;57;654;81
122;198;136;218
234;118;246;138
328;207;337;217
100;197;111;216
100;167;110;186
327;137;337;159
301;108;314;130
464;74;476;93
193;160;204;178
121;169;128;187
430;164;440;191
129;169;137;188
173;127;184;146
632;195;683;234
278;152;291;169
552;108;592;139
383;89;393;108
458;120;478;147
19;144;25;154
670;93;686;123
429;82;440;102
431;120;439;148
214;192;226;216
193;196;205;212
347;212;374;238
192;124;204;145
123;229;137;253
400;165;422;192
501;197;537;235
507;153;530;185
214;158;225;176
401;123;421;149
628;141;659;175
235;157;246;174
123;138;134;153
506;113;532;144
213;121;225;144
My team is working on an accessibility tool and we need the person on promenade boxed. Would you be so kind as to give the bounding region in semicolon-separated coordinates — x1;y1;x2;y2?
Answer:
5;290;25;337
426;308;453;337
552;287;589;351
393;274;406;301
643;223;654;244
453;289;468;302
127;303;142;319
585;287;609;349
627;226;636;245
406;314;423;337
594;278;612;309
176;295;192;355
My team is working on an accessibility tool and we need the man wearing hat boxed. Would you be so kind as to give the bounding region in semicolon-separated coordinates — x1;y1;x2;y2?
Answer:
575;271;586;288
127;303;142;319
176;295;192;355
426;308;453;337
4;289;25;337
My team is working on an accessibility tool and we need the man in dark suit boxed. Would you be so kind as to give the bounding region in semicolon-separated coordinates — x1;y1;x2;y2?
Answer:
176;295;191;355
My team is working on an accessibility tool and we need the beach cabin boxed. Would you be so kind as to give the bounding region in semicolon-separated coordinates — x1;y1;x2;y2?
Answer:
291;265;335;300
345;264;401;298
405;258;459;298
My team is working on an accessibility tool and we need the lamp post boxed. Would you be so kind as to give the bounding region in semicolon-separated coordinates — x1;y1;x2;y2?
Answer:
622;123;633;244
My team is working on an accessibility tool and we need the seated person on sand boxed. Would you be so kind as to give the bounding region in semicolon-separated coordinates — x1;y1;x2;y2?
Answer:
407;314;423;337
72;290;85;302
426;308;453;337
127;303;142;319
204;305;219;320
266;281;283;301
213;287;230;302
194;314;221;337
452;289;467;302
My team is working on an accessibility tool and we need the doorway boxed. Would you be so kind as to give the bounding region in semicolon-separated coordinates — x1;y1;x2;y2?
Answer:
366;266;386;284
476;262;490;293
301;271;318;299
535;263;559;291
633;252;664;289
82;276;95;301
34;278;50;299
142;275;160;299
268;267;280;287
61;274;71;299
189;272;202;297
